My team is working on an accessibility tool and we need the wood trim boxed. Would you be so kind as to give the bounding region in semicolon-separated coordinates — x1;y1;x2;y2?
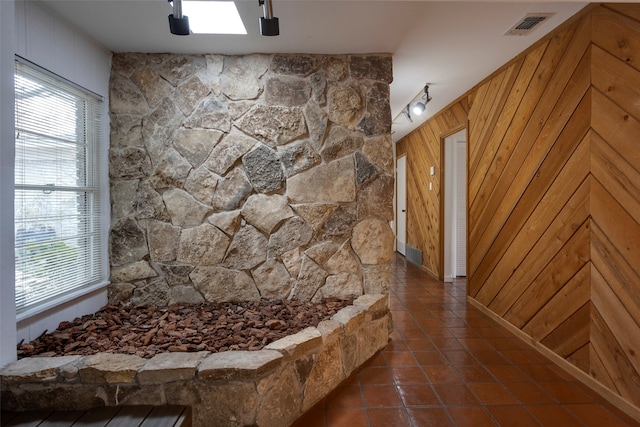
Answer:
468;296;640;423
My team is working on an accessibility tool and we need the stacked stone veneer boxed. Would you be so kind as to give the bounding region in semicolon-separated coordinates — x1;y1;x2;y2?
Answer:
108;52;395;307
1;295;390;427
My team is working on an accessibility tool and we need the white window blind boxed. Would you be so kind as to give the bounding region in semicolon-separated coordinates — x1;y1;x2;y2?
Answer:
14;59;104;314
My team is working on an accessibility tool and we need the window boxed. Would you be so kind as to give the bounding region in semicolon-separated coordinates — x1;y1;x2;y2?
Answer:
14;59;105;315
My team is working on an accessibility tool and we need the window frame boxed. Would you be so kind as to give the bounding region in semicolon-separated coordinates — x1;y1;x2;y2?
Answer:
14;56;108;320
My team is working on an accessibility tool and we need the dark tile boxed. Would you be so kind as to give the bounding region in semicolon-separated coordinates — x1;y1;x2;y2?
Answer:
485;365;529;383
413;351;447;366
503;382;555;404
357;367;394;385
433;383;479;405
486;405;540;427
390;367;429;385
326;409;368;427
367;408;410;427
396;384;440;406
538;382;593;404
564;403;636;427
446;406;495;427
407;408;454;427
326;385;363;409
526;404;584;426
455;365;496;383
422;365;461;383
291;408;326;427
362;385;403;408
383;351;417;367
467;383;518;405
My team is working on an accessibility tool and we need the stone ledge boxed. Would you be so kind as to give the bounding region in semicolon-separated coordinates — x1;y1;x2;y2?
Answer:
198;350;283;381
264;326;322;359
1;295;390;427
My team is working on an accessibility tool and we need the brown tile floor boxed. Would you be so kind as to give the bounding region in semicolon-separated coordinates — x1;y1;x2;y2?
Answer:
292;253;640;427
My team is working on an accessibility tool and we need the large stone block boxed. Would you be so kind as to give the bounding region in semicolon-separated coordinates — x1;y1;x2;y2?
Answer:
265;327;322;359
198;350;282;381
158;54;205;86
175;75;210;116
211;167;253;212
241;194;294;234
321;126;364;163
163;188;211;227
184;97;231;133
109;147;151;179
131;66;174;109
277;140;320;178
287;157;356;203
327;84;364;128
315;273;363;302
221;55;270;100
178;223;230;265
268;216;313;257
363;134;394;175
173;128;223;168
252;258;293;300
236;105;307;147
137;352;209;384
265;76;310;107
184;166;219;206
256;365;303;427
109;218;148;266
190;266;260;302
290;255;328;301
203;131;257;176
357;82;391;136
272;54;318;76
357;173;394;220
222;224;267;270
348;55;393;83
111;260;157;283
79;354;146;384
302;340;344;411
351;218;394;265
242;144;284;193
0;356;80;384
110;75;149;115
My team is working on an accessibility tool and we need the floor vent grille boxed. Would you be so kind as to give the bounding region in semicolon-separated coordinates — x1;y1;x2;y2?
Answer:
504;13;554;36
406;245;423;267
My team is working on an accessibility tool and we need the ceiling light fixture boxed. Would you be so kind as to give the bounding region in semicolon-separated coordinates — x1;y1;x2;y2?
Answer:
168;0;190;35
403;104;413;123
259;0;279;36
411;85;431;116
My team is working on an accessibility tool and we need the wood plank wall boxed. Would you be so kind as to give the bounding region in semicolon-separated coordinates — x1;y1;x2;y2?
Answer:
395;98;468;278
395;3;640;412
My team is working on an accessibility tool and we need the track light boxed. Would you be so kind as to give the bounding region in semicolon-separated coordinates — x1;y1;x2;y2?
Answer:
259;0;279;36
168;0;190;35
411;85;431;116
403;104;413;123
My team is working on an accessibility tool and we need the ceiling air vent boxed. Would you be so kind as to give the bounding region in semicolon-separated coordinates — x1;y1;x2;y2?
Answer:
504;13;555;36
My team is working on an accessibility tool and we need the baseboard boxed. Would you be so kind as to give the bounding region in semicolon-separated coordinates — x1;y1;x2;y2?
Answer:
467;296;640;423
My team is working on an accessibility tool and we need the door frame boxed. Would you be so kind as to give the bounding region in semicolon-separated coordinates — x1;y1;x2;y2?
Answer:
439;125;467;281
395;155;407;256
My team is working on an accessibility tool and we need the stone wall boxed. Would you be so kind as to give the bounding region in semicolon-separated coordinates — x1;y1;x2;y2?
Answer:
108;53;394;306
1;295;391;427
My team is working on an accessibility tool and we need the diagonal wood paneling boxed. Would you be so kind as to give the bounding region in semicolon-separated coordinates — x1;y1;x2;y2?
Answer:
395;4;640;416
395;99;468;277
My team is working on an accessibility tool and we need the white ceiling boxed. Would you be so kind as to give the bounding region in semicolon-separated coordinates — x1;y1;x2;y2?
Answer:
38;0;589;142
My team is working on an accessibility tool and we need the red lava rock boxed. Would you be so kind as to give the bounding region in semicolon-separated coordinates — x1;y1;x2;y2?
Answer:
17;298;352;359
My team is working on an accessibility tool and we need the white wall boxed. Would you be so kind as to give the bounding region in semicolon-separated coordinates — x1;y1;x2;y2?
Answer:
0;0;112;364
1;0;18;368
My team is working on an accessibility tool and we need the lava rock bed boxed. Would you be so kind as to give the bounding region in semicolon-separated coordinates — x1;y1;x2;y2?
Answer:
17;299;352;359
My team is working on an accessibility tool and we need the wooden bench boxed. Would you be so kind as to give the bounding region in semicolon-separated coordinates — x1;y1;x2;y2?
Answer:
1;405;191;427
